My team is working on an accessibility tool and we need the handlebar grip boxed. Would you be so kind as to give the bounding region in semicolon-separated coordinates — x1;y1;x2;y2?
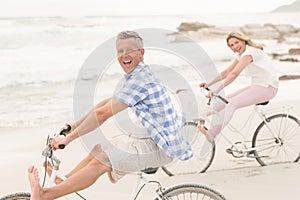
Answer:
216;95;229;104
59;124;71;136
204;87;210;91
58;144;65;149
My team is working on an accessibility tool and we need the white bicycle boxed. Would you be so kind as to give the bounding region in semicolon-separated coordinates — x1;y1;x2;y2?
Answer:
0;125;227;200
162;87;300;176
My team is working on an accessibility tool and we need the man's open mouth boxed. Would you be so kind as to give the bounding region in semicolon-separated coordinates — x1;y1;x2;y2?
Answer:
123;60;132;66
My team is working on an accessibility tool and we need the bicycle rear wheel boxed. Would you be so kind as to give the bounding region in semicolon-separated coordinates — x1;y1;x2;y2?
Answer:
162;122;215;176
157;184;226;200
252;114;300;166
0;192;30;200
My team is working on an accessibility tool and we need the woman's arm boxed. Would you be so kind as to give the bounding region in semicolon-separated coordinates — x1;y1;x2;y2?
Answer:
206;59;239;87
215;55;252;93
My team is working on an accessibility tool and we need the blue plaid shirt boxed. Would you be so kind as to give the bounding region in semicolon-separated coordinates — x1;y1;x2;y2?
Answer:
114;61;193;160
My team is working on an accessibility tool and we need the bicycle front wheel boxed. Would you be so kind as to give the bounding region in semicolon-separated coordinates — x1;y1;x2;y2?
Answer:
0;192;30;200
252;114;300;166
162;122;215;176
157;184;226;200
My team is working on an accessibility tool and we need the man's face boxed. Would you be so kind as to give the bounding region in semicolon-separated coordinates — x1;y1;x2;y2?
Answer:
116;38;144;74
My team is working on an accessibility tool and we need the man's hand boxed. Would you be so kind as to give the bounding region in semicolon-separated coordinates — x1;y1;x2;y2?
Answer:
51;136;70;150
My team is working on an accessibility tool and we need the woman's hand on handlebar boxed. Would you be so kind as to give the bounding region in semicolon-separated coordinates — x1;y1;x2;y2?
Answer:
199;83;215;98
199;82;208;89
206;91;215;99
199;85;229;104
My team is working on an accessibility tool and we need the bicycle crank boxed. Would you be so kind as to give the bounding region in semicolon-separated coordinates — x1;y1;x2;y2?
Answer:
226;142;247;158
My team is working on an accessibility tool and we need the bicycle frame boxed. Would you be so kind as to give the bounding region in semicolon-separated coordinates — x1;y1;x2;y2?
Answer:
162;87;300;175
202;92;294;157
130;172;165;200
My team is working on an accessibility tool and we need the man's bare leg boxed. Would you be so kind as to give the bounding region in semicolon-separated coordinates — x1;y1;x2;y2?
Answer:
28;152;112;200
65;144;102;177
44;144;102;184
44;152;94;184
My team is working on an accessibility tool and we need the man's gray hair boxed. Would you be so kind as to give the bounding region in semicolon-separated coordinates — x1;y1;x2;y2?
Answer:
116;31;144;49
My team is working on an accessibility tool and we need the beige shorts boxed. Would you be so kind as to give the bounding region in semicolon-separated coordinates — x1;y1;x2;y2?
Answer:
102;134;172;183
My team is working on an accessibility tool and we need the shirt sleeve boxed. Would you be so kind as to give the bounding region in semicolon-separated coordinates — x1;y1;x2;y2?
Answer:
241;46;256;62
114;80;148;107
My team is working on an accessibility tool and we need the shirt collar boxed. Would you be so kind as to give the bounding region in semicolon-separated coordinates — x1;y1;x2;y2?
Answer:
124;61;147;80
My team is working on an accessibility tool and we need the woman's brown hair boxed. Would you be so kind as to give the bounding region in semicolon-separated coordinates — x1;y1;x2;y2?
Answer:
226;31;264;50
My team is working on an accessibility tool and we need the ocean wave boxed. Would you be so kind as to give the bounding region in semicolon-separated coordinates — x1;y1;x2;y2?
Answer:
0;110;72;128
0;79;76;90
0;79;75;128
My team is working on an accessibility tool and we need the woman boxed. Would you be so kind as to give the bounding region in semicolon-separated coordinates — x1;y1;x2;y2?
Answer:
199;31;279;142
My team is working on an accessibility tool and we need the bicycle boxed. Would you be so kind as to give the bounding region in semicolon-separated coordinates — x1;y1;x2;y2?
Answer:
0;125;227;200
162;87;300;176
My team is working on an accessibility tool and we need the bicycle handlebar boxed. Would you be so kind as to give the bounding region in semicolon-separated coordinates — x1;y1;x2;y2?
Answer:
43;124;71;156
59;124;71;136
202;87;229;104
56;124;71;149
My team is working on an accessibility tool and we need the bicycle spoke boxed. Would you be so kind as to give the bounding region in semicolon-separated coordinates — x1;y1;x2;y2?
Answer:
252;114;300;166
162;122;215;176
162;184;226;200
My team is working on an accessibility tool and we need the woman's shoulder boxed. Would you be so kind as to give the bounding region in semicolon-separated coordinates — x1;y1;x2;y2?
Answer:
243;46;265;58
245;45;260;53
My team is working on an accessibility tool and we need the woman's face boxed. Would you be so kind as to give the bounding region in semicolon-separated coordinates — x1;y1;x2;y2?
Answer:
227;37;246;55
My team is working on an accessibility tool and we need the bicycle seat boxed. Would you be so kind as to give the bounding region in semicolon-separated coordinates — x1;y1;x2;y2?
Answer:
256;101;269;106
141;167;159;174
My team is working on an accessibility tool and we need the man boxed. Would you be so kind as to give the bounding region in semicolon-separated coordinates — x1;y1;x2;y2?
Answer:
28;30;192;200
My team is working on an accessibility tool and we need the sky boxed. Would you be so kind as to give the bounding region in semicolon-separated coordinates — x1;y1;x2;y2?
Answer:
0;0;297;17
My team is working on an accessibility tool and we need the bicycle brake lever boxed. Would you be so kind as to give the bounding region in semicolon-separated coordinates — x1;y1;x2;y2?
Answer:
41;143;53;158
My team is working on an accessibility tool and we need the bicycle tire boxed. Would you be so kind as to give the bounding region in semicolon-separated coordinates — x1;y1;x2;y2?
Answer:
155;184;226;200
252;114;300;166
162;121;215;176
0;192;30;200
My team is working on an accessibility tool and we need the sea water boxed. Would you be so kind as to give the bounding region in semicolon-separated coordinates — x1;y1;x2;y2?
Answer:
0;13;299;127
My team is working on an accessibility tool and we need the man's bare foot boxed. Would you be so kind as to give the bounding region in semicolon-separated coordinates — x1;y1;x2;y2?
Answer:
28;165;42;200
198;125;214;143
43;161;63;184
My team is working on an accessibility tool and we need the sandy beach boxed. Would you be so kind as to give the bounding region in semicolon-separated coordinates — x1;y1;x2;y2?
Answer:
0;95;299;200
0;8;300;200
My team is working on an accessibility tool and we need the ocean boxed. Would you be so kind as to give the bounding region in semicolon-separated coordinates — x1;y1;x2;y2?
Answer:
1;13;300;128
